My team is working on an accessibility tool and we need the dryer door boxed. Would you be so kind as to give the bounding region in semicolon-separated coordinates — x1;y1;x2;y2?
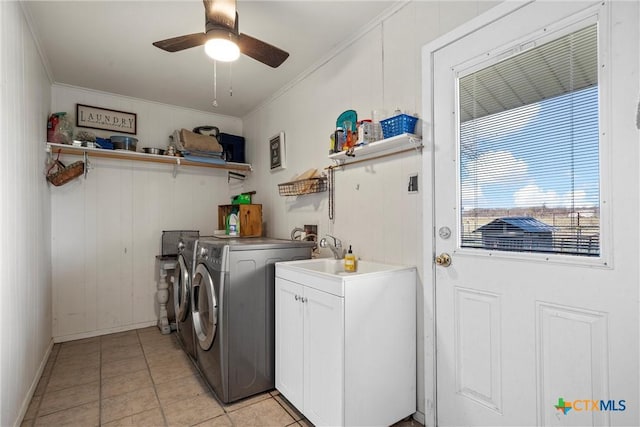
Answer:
174;254;190;322
192;263;220;351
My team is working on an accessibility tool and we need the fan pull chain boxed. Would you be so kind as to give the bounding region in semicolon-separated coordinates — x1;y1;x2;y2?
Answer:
212;60;218;107
229;62;233;97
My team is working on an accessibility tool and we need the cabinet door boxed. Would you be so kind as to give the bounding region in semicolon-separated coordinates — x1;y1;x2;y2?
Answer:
304;286;344;427
239;204;262;237
217;204;263;237
275;278;304;410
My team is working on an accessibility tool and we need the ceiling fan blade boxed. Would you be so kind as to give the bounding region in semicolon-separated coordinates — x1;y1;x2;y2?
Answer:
153;33;207;52
237;33;289;68
203;0;236;30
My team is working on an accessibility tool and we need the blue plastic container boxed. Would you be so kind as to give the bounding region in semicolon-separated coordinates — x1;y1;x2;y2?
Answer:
380;114;418;139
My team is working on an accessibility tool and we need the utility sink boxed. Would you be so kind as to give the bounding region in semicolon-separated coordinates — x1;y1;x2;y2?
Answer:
287;258;398;276
275;258;415;297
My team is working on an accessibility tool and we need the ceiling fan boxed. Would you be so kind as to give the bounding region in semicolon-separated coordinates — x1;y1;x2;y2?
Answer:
152;0;289;68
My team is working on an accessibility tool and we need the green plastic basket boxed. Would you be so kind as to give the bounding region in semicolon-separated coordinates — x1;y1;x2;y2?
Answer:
231;193;252;205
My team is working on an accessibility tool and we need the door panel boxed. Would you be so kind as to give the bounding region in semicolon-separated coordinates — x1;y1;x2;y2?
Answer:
536;302;610;426
431;1;639;426
454;287;502;413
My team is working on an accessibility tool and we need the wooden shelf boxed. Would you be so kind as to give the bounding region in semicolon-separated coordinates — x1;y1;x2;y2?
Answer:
46;143;252;172
328;133;422;164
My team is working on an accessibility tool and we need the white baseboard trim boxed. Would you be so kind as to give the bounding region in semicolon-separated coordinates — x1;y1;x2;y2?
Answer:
14;338;54;427
413;410;426;425
53;320;157;343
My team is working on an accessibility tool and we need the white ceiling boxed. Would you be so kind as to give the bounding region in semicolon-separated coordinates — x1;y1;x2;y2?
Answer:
23;1;396;118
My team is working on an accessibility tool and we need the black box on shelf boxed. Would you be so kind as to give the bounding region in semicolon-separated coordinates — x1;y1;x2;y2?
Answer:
219;133;246;164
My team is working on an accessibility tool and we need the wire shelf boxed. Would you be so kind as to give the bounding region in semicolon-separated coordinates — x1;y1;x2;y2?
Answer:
278;177;327;196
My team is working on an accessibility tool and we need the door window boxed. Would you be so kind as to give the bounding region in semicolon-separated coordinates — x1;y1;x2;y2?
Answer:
458;24;600;256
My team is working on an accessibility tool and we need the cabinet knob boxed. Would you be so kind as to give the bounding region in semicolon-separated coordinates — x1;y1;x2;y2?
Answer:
294;294;299;301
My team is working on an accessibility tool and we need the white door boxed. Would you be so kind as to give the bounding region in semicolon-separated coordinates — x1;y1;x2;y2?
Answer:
430;1;638;426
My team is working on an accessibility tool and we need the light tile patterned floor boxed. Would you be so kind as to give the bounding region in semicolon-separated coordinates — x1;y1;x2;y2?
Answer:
22;327;424;426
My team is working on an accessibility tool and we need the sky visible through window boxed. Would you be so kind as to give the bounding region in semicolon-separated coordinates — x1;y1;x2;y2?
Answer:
460;86;599;210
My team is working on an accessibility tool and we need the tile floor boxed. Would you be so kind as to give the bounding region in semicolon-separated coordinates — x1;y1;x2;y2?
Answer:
22;327;423;427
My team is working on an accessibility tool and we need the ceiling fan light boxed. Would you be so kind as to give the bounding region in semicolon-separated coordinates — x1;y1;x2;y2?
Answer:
204;37;240;62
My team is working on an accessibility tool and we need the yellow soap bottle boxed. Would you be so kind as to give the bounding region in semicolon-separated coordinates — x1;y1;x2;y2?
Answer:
344;245;357;272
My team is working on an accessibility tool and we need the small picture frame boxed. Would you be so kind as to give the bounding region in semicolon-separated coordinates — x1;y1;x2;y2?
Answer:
269;132;286;171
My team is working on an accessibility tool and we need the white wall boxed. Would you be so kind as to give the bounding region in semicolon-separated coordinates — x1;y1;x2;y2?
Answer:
0;1;499;425
0;2;53;426
242;1;499;423
50;85;244;340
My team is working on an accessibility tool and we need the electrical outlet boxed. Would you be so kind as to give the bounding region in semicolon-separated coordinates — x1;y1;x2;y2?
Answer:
408;173;419;193
304;224;318;237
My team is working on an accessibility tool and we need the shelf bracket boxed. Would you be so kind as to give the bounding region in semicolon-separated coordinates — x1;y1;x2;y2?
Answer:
331;158;346;168
172;158;180;178
228;171;246;182
409;136;422;154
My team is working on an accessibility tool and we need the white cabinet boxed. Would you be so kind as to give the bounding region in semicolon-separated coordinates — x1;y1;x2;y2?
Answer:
274;279;304;409
275;260;416;427
276;279;344;426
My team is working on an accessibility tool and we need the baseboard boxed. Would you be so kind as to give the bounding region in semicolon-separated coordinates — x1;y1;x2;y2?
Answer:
14;338;54;427
413;410;426;425
53;320;157;343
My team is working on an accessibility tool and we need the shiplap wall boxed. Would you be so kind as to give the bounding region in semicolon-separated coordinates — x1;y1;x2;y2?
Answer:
242;2;499;423
0;2;53;426
0;1;500;425
50;85;244;341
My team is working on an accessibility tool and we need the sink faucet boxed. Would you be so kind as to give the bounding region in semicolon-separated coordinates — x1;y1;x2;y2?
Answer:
319;234;346;259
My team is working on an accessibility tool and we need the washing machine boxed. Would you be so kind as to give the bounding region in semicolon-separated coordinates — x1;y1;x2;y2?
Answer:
173;234;199;360
191;237;314;403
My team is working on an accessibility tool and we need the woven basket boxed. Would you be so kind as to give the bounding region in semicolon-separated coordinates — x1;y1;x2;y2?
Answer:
47;160;84;186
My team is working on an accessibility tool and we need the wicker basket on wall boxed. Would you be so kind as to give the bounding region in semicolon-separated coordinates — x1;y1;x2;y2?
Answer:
46;160;84;186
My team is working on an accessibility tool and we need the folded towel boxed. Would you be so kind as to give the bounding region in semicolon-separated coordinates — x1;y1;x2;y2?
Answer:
177;128;223;153
184;149;225;158
182;154;226;165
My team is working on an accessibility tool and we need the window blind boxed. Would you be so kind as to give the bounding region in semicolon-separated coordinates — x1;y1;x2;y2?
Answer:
459;24;600;256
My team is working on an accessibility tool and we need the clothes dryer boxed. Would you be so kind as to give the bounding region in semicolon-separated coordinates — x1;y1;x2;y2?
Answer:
191;237;314;403
173;235;199;359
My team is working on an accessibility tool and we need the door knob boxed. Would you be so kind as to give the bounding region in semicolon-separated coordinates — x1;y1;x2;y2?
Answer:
435;253;452;267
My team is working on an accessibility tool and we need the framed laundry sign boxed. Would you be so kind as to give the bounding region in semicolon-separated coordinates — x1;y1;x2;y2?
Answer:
76;104;137;134
269;132;286;171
